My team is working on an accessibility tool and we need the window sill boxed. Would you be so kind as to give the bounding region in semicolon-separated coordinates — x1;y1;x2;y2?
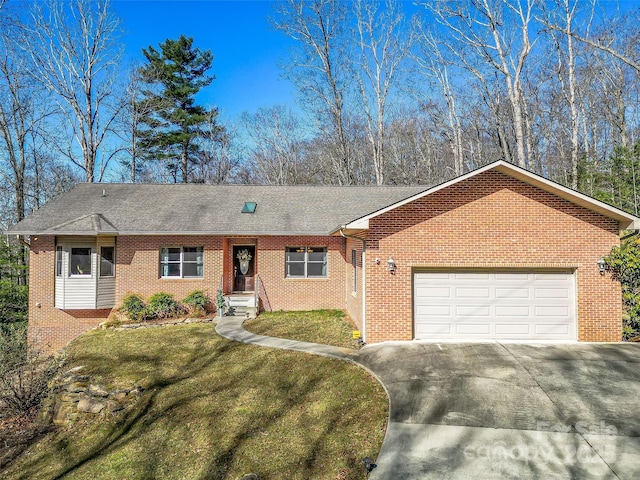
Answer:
160;277;204;280
284;277;329;281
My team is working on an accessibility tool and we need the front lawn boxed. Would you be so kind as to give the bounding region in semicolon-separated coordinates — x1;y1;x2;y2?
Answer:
1;323;387;479
244;310;361;349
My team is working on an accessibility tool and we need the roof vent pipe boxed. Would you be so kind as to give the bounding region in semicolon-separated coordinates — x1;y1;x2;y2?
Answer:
102;189;106;197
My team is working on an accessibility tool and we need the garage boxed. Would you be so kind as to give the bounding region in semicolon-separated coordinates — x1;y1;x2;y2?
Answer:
414;271;576;341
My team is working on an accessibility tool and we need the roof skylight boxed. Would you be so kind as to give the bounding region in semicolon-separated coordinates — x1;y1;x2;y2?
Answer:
241;202;257;213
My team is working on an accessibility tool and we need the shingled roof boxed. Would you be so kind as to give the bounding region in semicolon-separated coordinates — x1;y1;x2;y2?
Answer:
8;183;428;236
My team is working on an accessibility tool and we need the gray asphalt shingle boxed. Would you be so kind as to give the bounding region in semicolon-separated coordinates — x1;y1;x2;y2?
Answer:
8;183;428;235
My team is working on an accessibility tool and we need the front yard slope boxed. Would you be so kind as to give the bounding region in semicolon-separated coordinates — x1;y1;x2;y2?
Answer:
2;323;387;480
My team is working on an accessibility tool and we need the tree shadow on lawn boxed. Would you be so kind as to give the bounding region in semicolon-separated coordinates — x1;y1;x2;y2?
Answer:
7;336;243;479
5;329;379;480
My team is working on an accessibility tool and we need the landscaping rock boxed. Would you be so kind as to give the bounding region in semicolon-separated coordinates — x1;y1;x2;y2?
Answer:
52;403;75;426
87;384;109;397
66;381;88;393
77;397;106;414
106;399;125;413
237;474;259;480
129;386;144;397
65;366;85;375
109;390;129;401
59;392;81;403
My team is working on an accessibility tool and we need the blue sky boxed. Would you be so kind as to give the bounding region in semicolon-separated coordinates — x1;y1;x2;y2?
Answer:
112;0;298;121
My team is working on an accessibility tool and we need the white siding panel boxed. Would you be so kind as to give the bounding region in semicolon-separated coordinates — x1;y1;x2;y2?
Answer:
414;271;576;340
97;277;116;309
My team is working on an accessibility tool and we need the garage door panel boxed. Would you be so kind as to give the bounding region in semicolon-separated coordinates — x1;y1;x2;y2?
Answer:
495;324;530;335
535;305;569;317
456;305;491;316
535;273;570;280
456;324;491;335
416;323;451;335
415;304;450;316
535;288;570;298
417;287;450;297
495;272;531;281
535;324;570;335
495;305;530;316
414;271;576;341
456;272;491;280
456;287;491;298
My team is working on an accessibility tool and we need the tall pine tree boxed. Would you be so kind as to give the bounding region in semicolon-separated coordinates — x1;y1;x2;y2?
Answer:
136;35;221;182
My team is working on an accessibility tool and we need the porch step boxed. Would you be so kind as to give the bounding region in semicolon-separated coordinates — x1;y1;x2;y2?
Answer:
224;295;258;319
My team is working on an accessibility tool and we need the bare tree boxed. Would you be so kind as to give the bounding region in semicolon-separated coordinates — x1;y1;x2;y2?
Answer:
413;27;466;176
353;0;412;185
193;115;237;185
541;0;582;188
21;0;123;182
240;105;308;185
428;0;537;168
272;0;354;184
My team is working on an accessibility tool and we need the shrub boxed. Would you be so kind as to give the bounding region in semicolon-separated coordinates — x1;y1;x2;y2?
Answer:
604;237;640;340
0;324;60;415
0;280;28;328
147;292;185;320
120;294;147;322
183;290;209;317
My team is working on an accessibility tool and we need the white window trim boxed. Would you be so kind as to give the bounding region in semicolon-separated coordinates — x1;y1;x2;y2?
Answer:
285;246;328;279
160;246;204;279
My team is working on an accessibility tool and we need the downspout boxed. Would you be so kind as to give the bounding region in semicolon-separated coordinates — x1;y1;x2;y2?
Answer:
339;228;367;343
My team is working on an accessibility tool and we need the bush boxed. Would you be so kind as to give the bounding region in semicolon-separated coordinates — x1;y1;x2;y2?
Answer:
183;290;209;317
604;237;640;340
147;292;185;320
0;280;28;327
0;324;59;415
119;294;147;322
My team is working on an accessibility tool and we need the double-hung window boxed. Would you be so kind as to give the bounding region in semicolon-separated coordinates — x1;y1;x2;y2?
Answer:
160;247;204;278
100;246;115;277
55;246;63;277
352;249;357;293
285;247;327;278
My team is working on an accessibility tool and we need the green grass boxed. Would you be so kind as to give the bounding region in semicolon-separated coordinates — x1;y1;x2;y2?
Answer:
1;323;387;480
244;310;361;349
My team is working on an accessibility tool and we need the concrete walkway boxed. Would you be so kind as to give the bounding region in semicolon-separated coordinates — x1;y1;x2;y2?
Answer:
215;315;359;361
216;316;640;479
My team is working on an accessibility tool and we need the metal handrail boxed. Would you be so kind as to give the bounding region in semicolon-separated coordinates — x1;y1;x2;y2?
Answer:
254;274;260;315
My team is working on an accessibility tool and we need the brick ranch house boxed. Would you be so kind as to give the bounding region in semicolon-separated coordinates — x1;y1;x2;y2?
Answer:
8;160;640;351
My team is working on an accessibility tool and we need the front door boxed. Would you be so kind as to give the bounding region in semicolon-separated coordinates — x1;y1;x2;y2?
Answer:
233;246;255;292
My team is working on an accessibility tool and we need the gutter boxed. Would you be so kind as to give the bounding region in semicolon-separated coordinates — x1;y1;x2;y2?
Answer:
621;230;640;241
339;227;367;344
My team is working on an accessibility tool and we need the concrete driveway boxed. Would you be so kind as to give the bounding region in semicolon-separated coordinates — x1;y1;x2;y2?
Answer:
357;342;640;479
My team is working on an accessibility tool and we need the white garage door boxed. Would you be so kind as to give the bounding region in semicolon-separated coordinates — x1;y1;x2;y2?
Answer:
414;271;576;340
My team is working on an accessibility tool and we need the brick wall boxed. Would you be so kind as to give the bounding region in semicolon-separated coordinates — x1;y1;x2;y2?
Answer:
345;237;364;331
255;236;345;311
116;235;224;304
29;234;347;352
364;171;623;343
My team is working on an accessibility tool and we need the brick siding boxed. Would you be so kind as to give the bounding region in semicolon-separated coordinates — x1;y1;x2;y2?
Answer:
363;171;622;343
